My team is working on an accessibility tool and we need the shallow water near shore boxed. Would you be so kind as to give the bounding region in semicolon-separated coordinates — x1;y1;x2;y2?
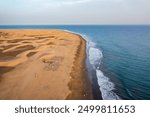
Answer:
1;25;150;100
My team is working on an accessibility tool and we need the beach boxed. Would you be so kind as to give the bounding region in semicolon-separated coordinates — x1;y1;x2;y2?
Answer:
0;30;93;100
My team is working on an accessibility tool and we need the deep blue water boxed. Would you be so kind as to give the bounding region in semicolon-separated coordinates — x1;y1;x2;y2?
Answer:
1;25;150;99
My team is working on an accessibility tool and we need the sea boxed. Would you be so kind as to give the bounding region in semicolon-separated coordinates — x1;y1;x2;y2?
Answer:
0;25;150;100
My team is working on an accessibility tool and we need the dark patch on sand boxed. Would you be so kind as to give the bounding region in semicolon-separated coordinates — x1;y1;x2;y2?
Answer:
22;41;30;44
43;56;64;71
0;40;6;43
59;38;70;42
25;35;40;37
47;42;54;45
15;45;35;52
35;36;56;39
0;32;9;38
27;52;37;57
0;45;35;60
7;40;23;43
0;66;14;79
6;38;51;43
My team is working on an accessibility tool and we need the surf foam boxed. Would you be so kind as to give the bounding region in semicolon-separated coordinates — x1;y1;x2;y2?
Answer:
87;40;120;100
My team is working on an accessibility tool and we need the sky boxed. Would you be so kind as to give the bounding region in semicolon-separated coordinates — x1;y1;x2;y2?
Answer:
0;0;150;25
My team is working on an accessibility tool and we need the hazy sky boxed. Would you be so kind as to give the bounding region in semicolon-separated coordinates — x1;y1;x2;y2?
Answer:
0;0;150;25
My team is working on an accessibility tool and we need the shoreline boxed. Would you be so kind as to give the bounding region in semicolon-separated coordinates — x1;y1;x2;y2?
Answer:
0;29;93;99
66;34;93;99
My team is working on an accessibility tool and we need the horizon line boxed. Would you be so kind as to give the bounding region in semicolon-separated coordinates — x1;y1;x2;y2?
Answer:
0;24;150;26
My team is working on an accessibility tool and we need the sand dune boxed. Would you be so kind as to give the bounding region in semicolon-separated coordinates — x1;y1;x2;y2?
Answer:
0;30;93;100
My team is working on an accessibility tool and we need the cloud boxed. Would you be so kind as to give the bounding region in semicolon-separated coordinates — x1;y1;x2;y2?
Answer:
37;0;93;7
60;0;93;5
0;0;150;24
29;0;93;6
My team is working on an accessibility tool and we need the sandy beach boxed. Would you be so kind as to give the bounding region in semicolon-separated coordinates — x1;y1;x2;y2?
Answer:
0;30;93;100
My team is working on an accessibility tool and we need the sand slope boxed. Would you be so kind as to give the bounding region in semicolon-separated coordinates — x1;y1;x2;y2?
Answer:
0;30;92;100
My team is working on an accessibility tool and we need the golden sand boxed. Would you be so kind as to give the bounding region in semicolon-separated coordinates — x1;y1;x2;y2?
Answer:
0;30;93;100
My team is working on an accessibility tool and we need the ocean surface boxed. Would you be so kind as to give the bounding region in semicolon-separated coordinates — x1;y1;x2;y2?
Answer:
1;25;150;100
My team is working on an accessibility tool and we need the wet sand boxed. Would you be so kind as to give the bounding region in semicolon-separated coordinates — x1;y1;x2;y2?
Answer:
0;30;93;100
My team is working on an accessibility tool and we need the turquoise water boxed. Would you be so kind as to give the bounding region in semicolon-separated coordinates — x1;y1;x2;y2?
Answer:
0;25;150;99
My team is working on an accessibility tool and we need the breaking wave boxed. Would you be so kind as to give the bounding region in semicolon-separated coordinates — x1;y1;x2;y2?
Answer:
87;40;120;100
